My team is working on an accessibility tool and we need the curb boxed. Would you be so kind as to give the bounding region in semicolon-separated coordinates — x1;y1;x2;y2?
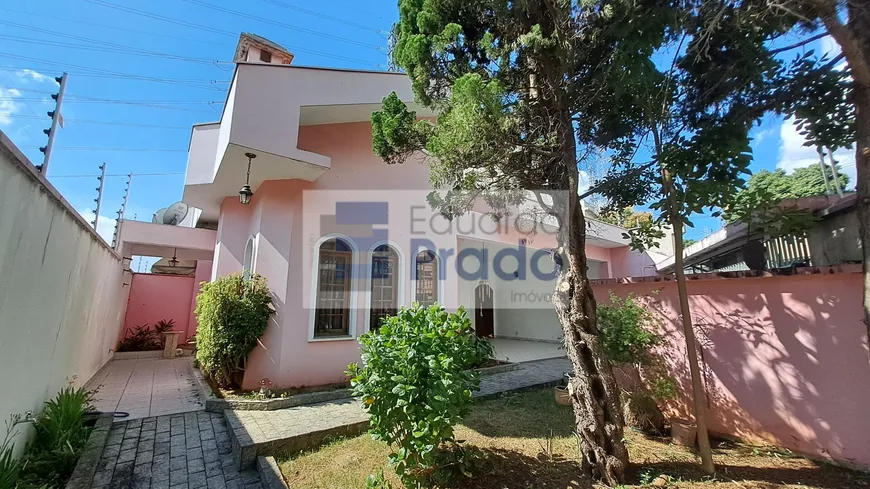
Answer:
65;413;114;489
257;456;288;489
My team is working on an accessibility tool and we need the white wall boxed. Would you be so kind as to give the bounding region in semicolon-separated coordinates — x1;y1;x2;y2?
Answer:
457;239;606;342
0;133;128;454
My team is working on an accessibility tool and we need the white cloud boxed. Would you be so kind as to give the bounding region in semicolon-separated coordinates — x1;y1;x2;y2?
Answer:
79;210;118;243
0;87;22;126
16;69;51;84
578;169;591;195
776;117;856;188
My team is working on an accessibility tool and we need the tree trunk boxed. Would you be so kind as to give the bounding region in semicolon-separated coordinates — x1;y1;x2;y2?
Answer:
550;116;628;486
661;169;716;475
813;0;870;353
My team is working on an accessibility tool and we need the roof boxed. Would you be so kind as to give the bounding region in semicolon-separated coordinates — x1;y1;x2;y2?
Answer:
656;193;857;272
234;32;295;63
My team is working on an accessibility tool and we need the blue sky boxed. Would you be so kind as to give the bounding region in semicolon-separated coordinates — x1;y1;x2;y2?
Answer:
0;1;850;246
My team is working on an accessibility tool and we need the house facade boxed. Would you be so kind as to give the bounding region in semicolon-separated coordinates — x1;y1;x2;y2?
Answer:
179;34;660;389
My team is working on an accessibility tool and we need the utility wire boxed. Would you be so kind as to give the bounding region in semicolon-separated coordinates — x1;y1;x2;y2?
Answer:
257;0;386;34
51;172;185;178
5;115;189;129
19;146;187;153
180;0;384;50
0;56;230;90
1;12;381;68
0;96;219;114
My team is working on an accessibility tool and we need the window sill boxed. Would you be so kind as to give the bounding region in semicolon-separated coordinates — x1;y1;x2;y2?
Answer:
308;335;356;343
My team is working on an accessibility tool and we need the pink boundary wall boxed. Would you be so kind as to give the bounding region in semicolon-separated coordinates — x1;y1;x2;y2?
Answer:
591;265;870;468
122;273;198;343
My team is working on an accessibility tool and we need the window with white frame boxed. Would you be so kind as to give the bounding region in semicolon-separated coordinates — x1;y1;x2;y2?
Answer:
314;238;354;337
415;250;439;306
369;244;399;329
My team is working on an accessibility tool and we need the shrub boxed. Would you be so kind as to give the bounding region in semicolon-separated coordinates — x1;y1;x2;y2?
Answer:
347;304;485;488
116;319;175;352
195;273;273;388
598;292;677;432
0;416;23;489
16;382;94;489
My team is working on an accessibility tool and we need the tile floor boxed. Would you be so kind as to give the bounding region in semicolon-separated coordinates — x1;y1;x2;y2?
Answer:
489;337;565;363
87;357;203;421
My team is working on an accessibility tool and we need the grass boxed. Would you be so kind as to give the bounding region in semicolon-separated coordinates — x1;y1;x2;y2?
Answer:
277;388;870;489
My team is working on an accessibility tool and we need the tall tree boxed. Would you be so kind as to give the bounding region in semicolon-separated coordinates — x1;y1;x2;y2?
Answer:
690;0;867;342
730;165;850;216
369;0;676;484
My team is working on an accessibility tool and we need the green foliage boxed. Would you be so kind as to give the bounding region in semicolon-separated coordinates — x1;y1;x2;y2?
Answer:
32;384;93;454
346;304;484;487
116;319;175;352
195;273;273;388
598;293;676;403
598;293;662;366
15;382;95;489
0;417;22;489
597;207;653;229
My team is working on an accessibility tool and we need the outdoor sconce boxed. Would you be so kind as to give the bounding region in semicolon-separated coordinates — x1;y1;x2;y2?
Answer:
239;152;256;205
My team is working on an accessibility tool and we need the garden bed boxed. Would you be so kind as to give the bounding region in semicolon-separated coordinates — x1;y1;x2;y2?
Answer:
276;387;870;489
194;360;517;412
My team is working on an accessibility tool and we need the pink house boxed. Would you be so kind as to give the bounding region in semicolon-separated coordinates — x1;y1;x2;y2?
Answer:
176;34;661;390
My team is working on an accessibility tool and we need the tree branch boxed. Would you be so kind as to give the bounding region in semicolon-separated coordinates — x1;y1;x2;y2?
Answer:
769;32;830;55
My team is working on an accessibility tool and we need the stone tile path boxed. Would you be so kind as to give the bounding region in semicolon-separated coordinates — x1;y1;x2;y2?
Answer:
489;338;565;363
226;357;572;468
87;357;203;420
91;411;263;489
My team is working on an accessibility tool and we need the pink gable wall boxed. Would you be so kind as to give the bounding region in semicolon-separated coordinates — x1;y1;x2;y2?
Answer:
592;268;870;468
122;274;196;343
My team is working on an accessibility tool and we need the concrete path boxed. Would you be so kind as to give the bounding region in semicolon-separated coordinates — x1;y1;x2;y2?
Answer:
226;357;572;469
87;357;203;421
90;411;263;489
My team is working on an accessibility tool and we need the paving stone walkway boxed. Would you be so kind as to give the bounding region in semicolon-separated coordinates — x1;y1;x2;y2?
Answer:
91;411;263;489
226;357;572;468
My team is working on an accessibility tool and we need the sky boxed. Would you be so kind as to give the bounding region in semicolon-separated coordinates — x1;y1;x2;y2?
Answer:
0;1;853;247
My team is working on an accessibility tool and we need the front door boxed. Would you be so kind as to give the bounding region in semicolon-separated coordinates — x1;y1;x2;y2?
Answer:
474;283;494;337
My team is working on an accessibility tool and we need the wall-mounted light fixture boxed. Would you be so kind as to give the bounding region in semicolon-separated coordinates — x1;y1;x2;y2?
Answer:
239;152;256;205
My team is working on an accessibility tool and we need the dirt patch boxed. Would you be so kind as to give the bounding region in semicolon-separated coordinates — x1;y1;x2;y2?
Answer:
207;377;350;400
278;388;870;489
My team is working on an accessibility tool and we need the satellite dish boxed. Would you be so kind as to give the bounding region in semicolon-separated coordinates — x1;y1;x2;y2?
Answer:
163;201;190;226
152;208;168;224
742;239;766;271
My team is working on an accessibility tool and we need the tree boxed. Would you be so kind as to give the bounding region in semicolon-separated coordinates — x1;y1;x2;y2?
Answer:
598;207;653;229
729;165;850;221
370;2;641;484
690;0;869;348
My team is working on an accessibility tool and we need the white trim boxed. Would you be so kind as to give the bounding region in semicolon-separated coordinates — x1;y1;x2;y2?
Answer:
242;234;256;280
307;233;360;341
308;335;356;343
410;246;444;307
362;241;406;333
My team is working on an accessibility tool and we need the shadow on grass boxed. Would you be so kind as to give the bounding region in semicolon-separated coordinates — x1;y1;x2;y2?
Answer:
441;446;592;489
463;389;577;439
627;460;870;489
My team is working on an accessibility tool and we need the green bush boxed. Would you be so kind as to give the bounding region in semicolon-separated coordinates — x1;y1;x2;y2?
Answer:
347;304;484;487
195;273;273;388
0;416;23;489
116;319;175;352
598;292;662;365
598;292;677;432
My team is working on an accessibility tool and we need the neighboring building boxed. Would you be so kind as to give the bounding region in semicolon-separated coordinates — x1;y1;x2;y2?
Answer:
178;34;662;389
656;193;861;274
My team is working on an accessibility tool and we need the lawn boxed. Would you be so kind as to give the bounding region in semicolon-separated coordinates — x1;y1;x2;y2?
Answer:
277;388;870;489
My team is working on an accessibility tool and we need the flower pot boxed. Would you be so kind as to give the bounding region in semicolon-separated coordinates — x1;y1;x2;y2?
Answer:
670;418;697;447
554;386;571;406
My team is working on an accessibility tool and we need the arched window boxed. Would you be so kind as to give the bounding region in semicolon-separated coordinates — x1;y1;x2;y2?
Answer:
314;238;354;337
242;236;255;281
415;250;439;306
369;244;399;329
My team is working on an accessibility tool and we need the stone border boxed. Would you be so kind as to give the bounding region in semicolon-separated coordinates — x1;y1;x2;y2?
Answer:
257;456;288;489
65;413;114;489
192;361;517;412
112;350;162;360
